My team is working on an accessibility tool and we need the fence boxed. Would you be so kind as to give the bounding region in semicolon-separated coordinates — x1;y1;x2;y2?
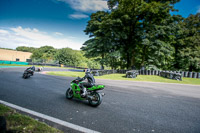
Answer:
29;62;60;67
0;60;28;65
129;70;200;79
91;70;117;76
91;69;200;79
136;70;200;79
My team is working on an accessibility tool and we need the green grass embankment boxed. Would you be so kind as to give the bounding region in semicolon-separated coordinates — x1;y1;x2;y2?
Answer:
0;104;63;133
47;71;200;85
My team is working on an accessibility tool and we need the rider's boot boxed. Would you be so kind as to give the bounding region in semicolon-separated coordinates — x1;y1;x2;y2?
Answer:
81;87;87;97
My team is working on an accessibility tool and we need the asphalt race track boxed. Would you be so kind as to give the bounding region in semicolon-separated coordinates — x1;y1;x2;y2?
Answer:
0;67;200;133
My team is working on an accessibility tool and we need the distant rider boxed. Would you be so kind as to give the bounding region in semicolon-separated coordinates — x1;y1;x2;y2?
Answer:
78;69;95;97
26;65;35;75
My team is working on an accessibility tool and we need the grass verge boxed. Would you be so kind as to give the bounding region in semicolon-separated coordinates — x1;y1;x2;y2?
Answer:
46;71;200;85
0;104;63;133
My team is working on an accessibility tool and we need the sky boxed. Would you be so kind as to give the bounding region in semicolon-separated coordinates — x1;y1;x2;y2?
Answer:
0;0;199;50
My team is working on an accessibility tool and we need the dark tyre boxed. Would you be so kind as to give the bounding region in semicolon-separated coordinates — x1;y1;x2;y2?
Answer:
66;88;73;99
23;73;27;79
88;92;102;107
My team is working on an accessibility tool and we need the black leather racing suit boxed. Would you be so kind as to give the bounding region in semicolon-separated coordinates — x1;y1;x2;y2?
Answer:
25;66;35;75
79;72;95;89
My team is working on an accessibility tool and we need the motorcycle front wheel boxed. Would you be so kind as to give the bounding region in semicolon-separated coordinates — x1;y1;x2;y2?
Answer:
88;92;102;107
22;73;27;79
66;88;73;99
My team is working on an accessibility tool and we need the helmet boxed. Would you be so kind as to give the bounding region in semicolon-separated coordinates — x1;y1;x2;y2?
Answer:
85;68;90;73
31;65;35;71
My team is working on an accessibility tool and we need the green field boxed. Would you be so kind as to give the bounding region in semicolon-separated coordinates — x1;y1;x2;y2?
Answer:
0;104;63;133
47;71;200;85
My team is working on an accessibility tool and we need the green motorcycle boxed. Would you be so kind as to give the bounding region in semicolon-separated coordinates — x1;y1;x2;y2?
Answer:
66;77;105;107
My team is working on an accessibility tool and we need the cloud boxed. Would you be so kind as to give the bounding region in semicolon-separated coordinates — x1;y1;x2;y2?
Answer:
0;26;83;50
0;29;9;35
58;0;108;12
54;32;63;36
69;13;89;19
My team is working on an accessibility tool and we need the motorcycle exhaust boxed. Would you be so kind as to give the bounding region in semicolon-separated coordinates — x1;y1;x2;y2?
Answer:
87;95;93;100
101;93;105;97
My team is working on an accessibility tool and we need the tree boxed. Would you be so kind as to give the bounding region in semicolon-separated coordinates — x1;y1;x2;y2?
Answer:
176;13;200;71
55;48;86;67
31;46;57;63
16;46;36;53
82;0;181;69
106;0;180;69
81;11;110;69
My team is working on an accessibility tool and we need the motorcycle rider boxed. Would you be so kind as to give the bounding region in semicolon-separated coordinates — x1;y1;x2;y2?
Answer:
31;65;35;71
78;68;95;97
25;65;35;75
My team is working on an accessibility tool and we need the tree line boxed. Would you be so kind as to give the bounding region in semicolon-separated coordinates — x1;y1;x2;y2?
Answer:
16;46;101;69
81;0;200;72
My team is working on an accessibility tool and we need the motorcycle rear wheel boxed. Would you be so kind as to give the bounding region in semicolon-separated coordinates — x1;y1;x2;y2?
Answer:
66;88;73;99
88;92;102;107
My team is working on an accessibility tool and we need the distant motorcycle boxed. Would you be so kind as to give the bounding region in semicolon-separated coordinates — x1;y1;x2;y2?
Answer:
22;66;35;79
66;77;105;107
36;67;43;72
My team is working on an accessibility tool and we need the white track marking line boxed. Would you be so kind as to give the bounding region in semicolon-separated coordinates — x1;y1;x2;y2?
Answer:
0;100;100;133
